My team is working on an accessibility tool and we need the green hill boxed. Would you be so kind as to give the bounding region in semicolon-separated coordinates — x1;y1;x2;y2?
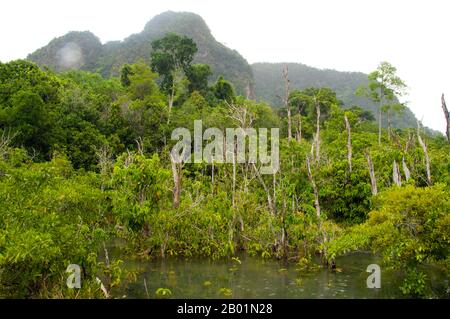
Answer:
27;11;419;128
28;11;253;95
251;62;418;128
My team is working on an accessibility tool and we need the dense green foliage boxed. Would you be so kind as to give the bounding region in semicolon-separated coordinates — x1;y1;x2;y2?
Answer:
2;30;449;299
27;11;253;96
252;62;419;129
27;11;425;132
328;184;449;297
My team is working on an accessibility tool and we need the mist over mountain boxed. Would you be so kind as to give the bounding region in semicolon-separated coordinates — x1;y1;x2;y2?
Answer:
28;10;418;128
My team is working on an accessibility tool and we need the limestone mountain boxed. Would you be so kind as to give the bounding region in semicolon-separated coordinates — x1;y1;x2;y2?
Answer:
27;11;418;128
28;11;254;95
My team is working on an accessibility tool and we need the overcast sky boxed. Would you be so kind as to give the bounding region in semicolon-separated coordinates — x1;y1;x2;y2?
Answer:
1;0;448;133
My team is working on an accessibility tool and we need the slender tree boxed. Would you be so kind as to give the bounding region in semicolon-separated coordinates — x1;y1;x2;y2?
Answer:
357;62;406;145
150;33;197;124
282;66;292;142
417;121;432;185
344;114;352;173
364;150;378;195
442;94;449;141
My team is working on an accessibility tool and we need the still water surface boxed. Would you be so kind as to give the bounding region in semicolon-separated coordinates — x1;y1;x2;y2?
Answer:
113;252;425;298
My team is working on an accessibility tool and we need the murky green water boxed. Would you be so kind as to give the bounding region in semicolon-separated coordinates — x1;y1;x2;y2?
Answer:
109;251;447;299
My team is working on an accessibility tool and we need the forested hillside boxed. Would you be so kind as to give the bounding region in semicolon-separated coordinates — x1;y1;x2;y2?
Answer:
27;11;420;129
1;12;447;300
27;11;253;95
252;62;418;128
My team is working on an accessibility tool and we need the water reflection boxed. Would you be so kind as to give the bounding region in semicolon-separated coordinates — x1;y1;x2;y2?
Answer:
113;252;420;299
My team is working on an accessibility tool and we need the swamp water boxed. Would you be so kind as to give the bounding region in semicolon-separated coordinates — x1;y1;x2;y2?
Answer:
109;251;448;299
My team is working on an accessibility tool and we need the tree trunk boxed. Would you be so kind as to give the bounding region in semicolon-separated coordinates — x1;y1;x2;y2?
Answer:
282;66;292;142
232;142;236;209
392;159;401;186
378;109;382;145
378;87;383;145
252;164;276;216
296;114;302;143
417;122;432;185
344;114;352;173
211;160;215;193
167;84;175;124
306;155;327;261
306;155;321;220
442;94;450;141
170;153;182;208
387;108;392;141
315;98;321;163
402;157;411;181
364;150;378;195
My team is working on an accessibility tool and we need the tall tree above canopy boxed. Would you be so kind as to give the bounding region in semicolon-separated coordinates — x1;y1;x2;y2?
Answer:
213;76;235;103
357;61;406;145
0;60;61;159
185;63;212;94
150;33;198;123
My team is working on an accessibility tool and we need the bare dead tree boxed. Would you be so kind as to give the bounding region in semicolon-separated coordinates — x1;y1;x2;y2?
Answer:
344;114;352;173
392;160;402;186
252;163;276;216
442;94;449;141
0;130;17;159
135;136;144;155
387;109;392;141
169;152;184;208
364;150;378;195
314;96;321;163
95;145;113;191
404;130;414;153
402;157;411;181
282;66;292;142
226;101;255;208
417;121;432;185
227;101;255;129
295;114;302;143
306;154;328;261
245;79;254;100
306;155;321;220
125;152;137;170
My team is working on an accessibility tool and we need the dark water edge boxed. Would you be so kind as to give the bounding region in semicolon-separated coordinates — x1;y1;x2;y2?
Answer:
107;248;448;299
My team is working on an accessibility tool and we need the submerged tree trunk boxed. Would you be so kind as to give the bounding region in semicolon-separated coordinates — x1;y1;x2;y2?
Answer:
344;114;352;173
417;122;432;185
364;150;378;195
442;94;449;141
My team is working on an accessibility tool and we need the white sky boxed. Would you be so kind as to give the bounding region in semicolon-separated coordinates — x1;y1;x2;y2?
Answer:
0;0;448;133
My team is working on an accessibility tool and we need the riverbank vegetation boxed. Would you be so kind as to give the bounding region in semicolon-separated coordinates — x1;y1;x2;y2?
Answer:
0;34;448;298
